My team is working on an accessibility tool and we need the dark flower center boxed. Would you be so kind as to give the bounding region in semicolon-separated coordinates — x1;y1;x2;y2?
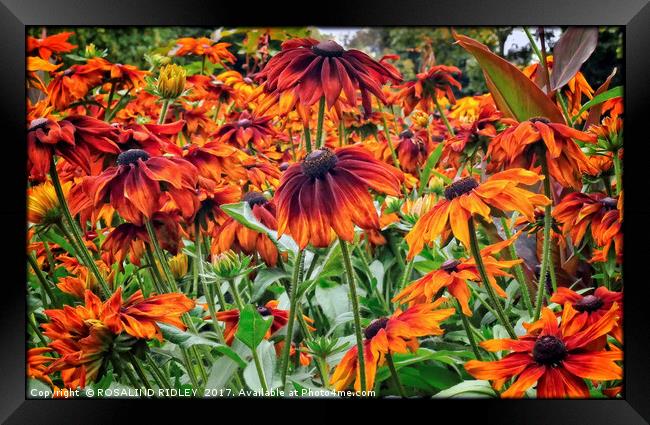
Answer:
28;118;49;132
256;306;272;316
364;317;389;340
441;259;461;273
279;162;290;171
529;117;551;124
533;335;568;366
243;191;268;207
600;197;618;210
444;177;479;200
574;294;604;313
243;77;254;84
63;68;75;76
117;149;150;166
399;129;414;139
312;40;345;57
302;148;338;179
237;118;253;128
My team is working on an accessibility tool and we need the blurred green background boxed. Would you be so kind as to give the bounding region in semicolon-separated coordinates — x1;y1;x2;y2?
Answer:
28;26;623;96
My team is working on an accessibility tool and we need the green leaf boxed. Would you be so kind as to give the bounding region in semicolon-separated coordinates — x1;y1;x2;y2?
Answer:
453;31;565;123
574;86;622;122
434;380;497;398
158;322;245;368
252;268;290;301
235;305;274;350
418;142;445;193
221;202;298;254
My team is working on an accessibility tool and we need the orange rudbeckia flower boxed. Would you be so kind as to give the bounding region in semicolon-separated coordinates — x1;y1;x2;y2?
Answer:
212;111;278;150
396;64;462;115
103;287;195;341
394;236;521;315
406;169;550;259
464;304;621;398
27;31;76;60
42;290;117;389
83;149;199;225
550;286;622;344
553;192;622;262
275;146;403;249
487;117;597;189
330;299;454;392
256;38;402;116
27;347;55;387
171;37;236;66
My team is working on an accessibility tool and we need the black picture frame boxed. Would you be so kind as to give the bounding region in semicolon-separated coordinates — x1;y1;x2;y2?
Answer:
3;0;649;422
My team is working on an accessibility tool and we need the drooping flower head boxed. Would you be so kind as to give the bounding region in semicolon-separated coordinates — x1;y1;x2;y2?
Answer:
275;146;404;249
396;64;462;115
212;191;281;266
464;304;621;398
256;38;402;117
83;149;199;225
330;299;454;392
394;236;522;315
28;115;120;182
553;192;622;263
487;117;597;189
406;169;550;259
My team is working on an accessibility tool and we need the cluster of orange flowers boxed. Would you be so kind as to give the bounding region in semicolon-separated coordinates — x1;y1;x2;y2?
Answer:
26;29;622;398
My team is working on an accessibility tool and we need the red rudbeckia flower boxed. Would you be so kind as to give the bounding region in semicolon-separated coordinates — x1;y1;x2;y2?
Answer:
256;38;402;116
83;149;199;225
275;146;404;249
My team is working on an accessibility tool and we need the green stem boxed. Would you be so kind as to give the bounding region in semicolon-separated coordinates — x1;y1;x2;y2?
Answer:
303;122;312;154
201;55;206;76
228;279;244;310
280;250;304;388
49;160;111;297
381;113;401;169
385;351;406;398
158;99;171;124
112;357;142;390
338;120;346;147
499;216;534;317
195;223;225;342
28;253;59;307
315;96;326;149
339;239;367;393
524;27;551;93
468;217;517;339
251;346;269;393
454;298;483;360
28;313;48;345
127;353;152;390
534;153;554;321
613;150;622;195
556;91;572;124
146;351;172;389
433;96;454;137
396;260;415;299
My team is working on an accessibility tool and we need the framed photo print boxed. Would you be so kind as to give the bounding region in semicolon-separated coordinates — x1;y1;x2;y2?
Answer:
2;0;649;423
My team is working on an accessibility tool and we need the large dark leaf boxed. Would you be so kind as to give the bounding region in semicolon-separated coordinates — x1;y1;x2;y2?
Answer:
550;27;599;92
453;31;565;123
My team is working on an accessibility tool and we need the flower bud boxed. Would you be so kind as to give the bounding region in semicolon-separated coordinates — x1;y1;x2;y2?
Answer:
157;64;186;100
